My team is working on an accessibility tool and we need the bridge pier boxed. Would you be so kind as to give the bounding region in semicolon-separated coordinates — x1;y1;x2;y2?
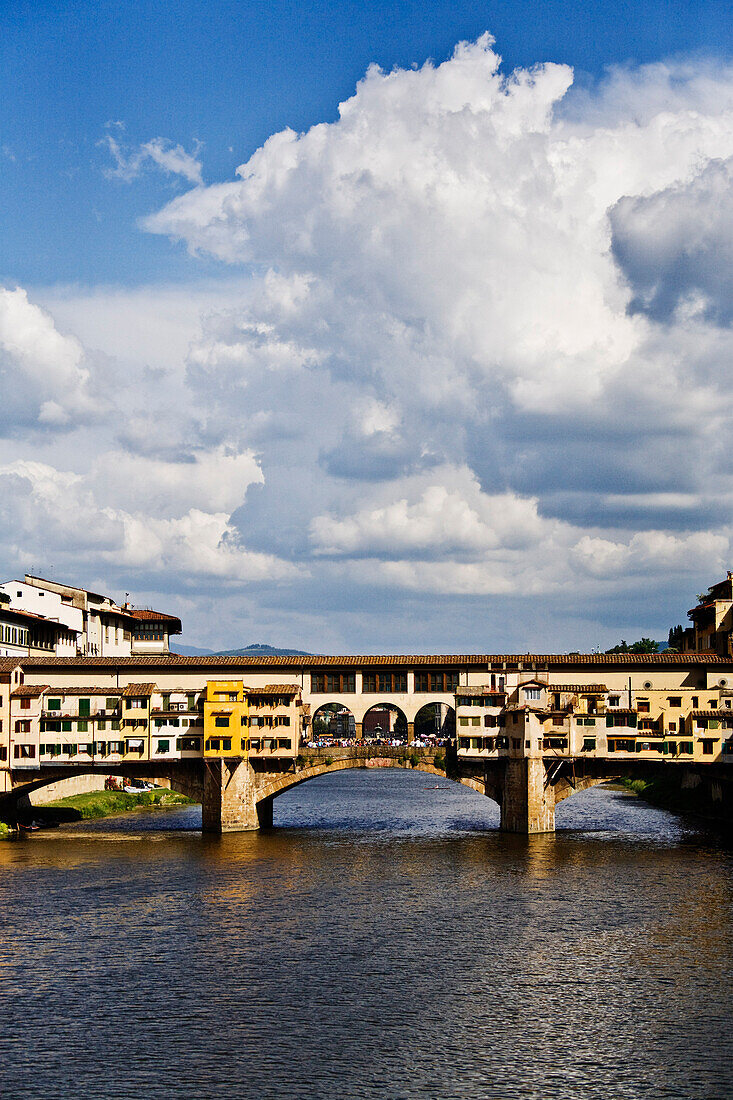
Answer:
202;759;259;834
500;758;556;834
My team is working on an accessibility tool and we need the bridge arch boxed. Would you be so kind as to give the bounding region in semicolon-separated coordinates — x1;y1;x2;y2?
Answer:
361;702;408;742
414;702;455;742
309;702;356;742
254;752;495;809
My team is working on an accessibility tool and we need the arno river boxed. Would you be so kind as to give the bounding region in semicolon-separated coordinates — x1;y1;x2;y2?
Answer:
2;773;733;1100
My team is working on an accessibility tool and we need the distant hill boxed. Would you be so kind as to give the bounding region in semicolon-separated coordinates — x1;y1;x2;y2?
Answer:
171;642;314;657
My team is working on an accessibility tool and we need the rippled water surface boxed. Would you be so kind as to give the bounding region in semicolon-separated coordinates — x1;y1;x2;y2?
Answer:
2;772;733;1099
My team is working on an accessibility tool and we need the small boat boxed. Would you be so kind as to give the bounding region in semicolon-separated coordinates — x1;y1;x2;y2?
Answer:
18;822;40;832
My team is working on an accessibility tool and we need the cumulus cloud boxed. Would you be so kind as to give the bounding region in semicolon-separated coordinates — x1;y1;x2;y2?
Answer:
611;157;733;325
0;287;98;432
6;35;733;647
0;459;298;585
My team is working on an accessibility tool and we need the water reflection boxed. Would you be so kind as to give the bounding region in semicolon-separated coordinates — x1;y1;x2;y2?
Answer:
1;771;732;1100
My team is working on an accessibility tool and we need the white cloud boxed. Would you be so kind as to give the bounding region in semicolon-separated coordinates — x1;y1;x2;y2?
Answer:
102;131;203;185
0;287;97;432
7;37;733;648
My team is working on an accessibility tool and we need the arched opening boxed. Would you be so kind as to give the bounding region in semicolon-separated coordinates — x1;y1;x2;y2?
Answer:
309;703;356;745
361;703;408;745
414;702;455;744
270;765;499;832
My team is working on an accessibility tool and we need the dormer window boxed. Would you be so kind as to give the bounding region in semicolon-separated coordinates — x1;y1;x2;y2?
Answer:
524;688;541;701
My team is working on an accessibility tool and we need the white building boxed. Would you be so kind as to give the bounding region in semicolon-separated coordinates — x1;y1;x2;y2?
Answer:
0;576;181;657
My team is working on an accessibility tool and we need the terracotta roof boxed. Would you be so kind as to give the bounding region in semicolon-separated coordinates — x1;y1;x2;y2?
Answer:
455;686;507;696
45;686;118;696
11;684;49;697
1;608;78;631
607;708;637;715
0;658;24;673
121;683;157;697
127;608;182;630
550;684;608;694
247;684;301;695
15;651;732;670
690;710;733;718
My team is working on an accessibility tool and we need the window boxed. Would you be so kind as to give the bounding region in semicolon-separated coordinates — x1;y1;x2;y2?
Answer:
127;698;144;709
207;738;220;751
156;740;170;753
77;720;88;733
668;697;682;708
275;715;291;726
47;698;61;711
668;721;677;732
701;739;716;755
215;716;230;727
20;698;31;710
62;720;72;732
709;699;717;708
362;672;407;693
471;716;480;726
277;739;292;750
13;744;35;759
414;671;460;692
187;694;196;709
524;688;541;701
78;699;90;717
178;737;201;752
582;737;597;751
609;696;620;707
311;673;356;693
692;696;699;708
105;698;118;711
15;720;31;733
637;700;650;713
459;717;469;726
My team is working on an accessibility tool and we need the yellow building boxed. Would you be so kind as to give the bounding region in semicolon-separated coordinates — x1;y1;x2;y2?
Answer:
203;680;249;758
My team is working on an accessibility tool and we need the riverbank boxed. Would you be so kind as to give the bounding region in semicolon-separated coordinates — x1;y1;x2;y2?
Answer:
37;788;195;822
619;774;731;823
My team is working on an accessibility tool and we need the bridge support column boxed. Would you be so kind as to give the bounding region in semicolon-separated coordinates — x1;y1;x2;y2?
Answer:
202;759;259;834
355;722;363;739
407;722;415;744
501;758;555;834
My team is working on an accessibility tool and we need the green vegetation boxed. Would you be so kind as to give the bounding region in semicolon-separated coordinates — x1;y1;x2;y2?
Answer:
323;756;334;767
0;821;11;841
619;775;726;820
667;624;685;652
295;753;306;768
409;752;420;768
42;788;194;821
605;638;659;653
433;753;445;771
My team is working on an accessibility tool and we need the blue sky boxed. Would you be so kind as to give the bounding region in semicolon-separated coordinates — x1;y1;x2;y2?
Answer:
3;0;730;286
1;1;733;651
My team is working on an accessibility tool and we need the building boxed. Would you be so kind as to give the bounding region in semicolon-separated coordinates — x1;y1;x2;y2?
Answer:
0;575;181;657
683;572;733;655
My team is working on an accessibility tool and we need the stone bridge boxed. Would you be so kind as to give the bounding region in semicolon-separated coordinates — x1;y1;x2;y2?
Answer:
3;747;733;833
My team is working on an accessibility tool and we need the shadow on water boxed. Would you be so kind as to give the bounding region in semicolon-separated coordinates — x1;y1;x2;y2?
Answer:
3;770;733;1100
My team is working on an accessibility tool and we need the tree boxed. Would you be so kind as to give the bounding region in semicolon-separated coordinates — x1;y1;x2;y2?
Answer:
667;624;685;652
605;638;659;654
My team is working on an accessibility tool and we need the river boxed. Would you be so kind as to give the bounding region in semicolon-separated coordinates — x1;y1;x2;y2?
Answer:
1;771;732;1099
